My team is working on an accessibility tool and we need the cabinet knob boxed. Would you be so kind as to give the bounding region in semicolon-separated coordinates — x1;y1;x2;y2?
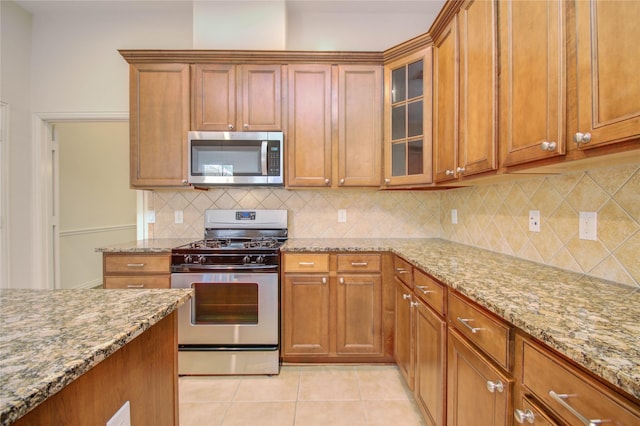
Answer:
339;178;345;185
410;301;420;307
228;124;234;130
540;141;557;151
182;179;189;185
513;409;535;424
384;178;391;184
324;179;331;186
456;166;465;173
486;380;504;393
322;277;327;285
445;170;455;176
243;124;249;129
574;132;592;144
402;293;411;300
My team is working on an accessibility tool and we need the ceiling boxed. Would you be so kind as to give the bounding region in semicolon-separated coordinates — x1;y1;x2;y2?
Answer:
15;0;446;21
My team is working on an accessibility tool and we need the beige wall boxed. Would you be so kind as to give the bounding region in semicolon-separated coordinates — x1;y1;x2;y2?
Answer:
57;122;136;289
440;163;640;287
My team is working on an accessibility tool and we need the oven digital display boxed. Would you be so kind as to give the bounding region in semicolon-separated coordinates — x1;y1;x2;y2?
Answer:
236;211;256;220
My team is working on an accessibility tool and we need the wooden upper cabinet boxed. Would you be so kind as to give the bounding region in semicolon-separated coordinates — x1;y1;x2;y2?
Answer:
192;64;281;131
337;65;383;187
286;64;333;187
130;63;190;188
499;0;566;167
432;17;459;183
384;48;433;187
571;0;640;150
457;0;497;178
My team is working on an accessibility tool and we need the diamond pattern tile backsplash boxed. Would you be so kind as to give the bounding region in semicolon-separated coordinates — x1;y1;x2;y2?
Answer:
149;163;639;287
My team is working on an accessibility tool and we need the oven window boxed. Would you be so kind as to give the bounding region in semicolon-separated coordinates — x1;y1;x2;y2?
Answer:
192;282;258;324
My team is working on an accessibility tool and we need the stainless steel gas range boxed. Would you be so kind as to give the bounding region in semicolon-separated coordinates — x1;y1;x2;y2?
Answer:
171;209;287;375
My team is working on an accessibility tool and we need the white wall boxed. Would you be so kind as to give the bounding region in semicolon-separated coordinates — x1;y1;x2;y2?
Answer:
0;1;34;288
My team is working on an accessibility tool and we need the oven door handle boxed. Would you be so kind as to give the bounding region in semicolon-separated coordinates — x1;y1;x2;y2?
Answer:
172;264;279;272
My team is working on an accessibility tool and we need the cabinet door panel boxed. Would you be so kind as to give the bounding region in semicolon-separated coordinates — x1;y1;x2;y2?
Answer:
574;0;640;149
337;65;383;187
500;0;565;166
287;65;332;187
130;63;189;187
192;64;235;131
336;274;382;355
447;330;513;426
433;18;459;183
240;65;281;131
459;0;497;177
415;302;446;426
394;278;414;389
282;274;330;355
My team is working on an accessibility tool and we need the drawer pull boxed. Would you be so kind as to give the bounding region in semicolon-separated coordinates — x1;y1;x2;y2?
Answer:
548;390;608;425
403;294;411;300
416;285;433;294
457;317;483;334
514;409;535;424
396;268;409;274
351;262;368;266
486;380;504;393
339;277;344;284
126;263;145;267
298;262;315;266
322;277;327;285
410;301;420;308
127;284;145;288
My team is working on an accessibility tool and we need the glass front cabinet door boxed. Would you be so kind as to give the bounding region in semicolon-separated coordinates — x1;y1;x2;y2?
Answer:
384;47;433;187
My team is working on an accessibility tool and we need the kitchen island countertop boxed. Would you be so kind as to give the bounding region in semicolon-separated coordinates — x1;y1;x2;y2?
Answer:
283;238;640;401
0;288;192;425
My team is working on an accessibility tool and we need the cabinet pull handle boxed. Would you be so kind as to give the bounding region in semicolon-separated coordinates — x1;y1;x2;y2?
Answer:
445;169;455;176
548;390;608;425
339;277;344;284
126;263;145;267
456;166;466;173
402;293;411;300
396;268;408;274
574;132;592;145
127;284;145;288
410;301;420;307
324;178;331;185
514;409;535;424
540;141;557;151
228;124;234;130
416;285;433;294
298;262;315;266
486;380;504;393
322;277;327;285
351;262;368;267
457;317;482;333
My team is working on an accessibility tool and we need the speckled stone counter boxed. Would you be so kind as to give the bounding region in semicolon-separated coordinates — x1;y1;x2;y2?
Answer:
282;238;640;401
0;288;192;425
95;238;193;253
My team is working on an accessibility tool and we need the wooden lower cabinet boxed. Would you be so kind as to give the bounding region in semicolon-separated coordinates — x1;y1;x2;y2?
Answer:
414;299;446;426
281;252;391;362
103;252;171;289
447;329;513;426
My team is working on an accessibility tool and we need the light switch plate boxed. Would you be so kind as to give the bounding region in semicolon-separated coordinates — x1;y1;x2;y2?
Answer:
529;210;540;232
146;210;155;224
338;209;347;223
579;212;597;241
174;210;183;224
451;209;458;224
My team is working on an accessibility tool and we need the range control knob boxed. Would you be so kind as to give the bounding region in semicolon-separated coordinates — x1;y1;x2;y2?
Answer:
256;255;265;264
183;254;193;264
197;255;207;264
242;255;251;264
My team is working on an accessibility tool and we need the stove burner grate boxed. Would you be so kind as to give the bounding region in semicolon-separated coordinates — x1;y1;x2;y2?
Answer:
189;239;231;249
243;238;279;249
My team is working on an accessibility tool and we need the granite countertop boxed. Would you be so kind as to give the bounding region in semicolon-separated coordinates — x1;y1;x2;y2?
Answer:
0;288;192;425
283;238;640;401
95;238;194;253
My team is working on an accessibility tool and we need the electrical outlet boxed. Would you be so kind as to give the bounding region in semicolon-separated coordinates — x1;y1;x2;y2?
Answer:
338;209;347;223
529;210;541;232
106;401;131;426
451;209;458;224
174;210;183;224
146;210;155;224
579;212;597;241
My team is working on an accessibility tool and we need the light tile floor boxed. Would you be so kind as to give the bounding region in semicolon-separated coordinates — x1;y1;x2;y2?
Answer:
179;365;426;426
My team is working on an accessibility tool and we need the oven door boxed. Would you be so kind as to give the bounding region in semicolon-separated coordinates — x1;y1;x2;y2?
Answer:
171;272;278;345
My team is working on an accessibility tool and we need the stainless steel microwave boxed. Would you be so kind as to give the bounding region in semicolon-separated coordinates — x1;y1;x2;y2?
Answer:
188;131;284;186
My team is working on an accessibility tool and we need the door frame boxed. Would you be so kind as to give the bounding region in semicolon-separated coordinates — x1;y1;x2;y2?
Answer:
0;102;9;289
32;112;130;289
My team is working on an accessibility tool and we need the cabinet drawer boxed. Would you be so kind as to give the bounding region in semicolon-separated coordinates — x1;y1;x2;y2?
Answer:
521;337;640;426
448;292;512;370
336;254;381;272
393;256;413;288
104;254;170;274
104;276;171;289
283;253;330;273
413;269;446;316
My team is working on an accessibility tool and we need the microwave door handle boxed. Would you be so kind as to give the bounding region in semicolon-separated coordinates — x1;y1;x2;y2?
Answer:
261;141;268;176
